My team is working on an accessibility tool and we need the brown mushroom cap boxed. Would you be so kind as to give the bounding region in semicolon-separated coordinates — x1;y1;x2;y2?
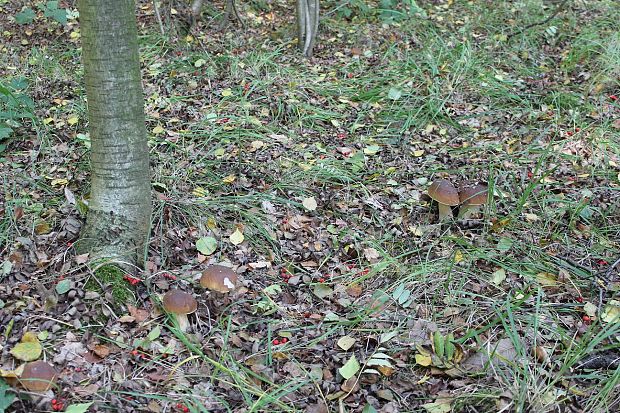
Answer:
459;184;488;206
163;289;197;315
200;265;238;293
428;180;459;206
20;360;57;392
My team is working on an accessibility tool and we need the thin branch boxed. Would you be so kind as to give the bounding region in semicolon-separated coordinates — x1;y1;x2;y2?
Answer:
153;0;165;35
506;0;570;39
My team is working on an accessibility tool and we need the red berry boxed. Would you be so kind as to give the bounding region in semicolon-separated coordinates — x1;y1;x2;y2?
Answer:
576;296;583;303
272;339;280;345
575;127;580;132
610;95;618;101
318;278;325;283
566;131;573;136
52;399;57;404
183;407;189;413
347;73;354;78
281;337;288;343
582;315;591;322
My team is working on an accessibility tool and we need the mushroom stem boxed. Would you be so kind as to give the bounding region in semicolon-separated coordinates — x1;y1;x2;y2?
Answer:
438;203;453;220
458;205;480;219
175;313;190;332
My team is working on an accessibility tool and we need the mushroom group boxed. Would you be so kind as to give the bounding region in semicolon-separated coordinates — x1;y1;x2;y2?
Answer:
427;179;488;220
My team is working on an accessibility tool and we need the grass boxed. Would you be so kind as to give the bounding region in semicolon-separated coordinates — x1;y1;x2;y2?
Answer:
1;0;620;411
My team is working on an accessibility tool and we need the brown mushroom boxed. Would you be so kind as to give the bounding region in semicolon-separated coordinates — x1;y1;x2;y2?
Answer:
163;289;197;332
428;179;459;220
458;184;488;219
19;360;57;392
200;265;238;293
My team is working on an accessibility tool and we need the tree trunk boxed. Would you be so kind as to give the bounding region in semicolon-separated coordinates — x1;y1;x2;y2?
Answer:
296;0;319;57
76;0;152;268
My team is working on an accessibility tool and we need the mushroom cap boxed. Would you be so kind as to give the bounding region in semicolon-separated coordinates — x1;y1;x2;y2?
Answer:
428;180;459;206
459;184;488;206
20;360;57;392
200;265;238;293
163;289;197;314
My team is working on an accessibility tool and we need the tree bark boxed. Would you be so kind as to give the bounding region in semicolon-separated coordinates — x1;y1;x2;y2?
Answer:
76;0;152;268
296;0;319;57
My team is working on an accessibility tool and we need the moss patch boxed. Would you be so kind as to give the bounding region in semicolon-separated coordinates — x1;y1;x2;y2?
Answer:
85;264;135;306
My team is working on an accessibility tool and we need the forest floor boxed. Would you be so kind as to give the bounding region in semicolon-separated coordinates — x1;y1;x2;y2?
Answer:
1;0;620;412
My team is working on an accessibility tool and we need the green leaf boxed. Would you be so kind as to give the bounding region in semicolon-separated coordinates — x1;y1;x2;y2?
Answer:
313;284;333;299
42;1;67;25
196;236;217;255
379;331;398;343
10;340;42;361
338;355;360;379
147;326;161;341
64;402;94;413
0;125;13;140
497;237;513;252
362;404;378;413
55;279;72;295
0;378;16;412
15;8;36;24
387;87;402;100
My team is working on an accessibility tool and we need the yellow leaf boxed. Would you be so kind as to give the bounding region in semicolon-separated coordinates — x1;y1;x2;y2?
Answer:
602;300;620;323
206;216;217;230
229;229;244;245
536;272;557;287
453;250;464;264
222;174;236;184
221;88;233;97
415;352;432;366
67;116;79;125
413;149;425;157
70;30;80;39
152;125;164;134
10;332;42;361
51;178;68;187
192;187;208;197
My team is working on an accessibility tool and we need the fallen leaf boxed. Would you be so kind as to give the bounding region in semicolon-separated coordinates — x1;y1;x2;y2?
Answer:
93;344;110;358
339;355;360;379
10;332;42;361
196;236;217;255
491;268;506;286
229;229;244;245
583;302;597;318
337;336;356;351
302;197;318;211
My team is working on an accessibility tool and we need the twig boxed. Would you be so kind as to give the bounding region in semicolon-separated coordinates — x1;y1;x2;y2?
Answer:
506;0;570;39
153;0;165;36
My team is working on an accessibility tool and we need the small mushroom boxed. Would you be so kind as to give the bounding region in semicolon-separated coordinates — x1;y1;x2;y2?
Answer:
20;360;57;392
200;265;238;293
458;184;488;219
162;289;197;332
428;179;460;220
